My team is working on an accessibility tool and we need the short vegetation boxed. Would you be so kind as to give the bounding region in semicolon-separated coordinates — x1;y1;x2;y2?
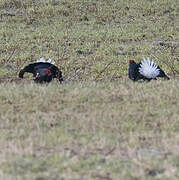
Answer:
0;0;178;179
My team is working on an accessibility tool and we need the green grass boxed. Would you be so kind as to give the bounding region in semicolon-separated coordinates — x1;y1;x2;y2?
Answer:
0;0;179;179
0;80;179;179
0;0;178;79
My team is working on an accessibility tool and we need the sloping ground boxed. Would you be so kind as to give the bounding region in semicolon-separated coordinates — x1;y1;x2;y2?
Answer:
0;79;179;179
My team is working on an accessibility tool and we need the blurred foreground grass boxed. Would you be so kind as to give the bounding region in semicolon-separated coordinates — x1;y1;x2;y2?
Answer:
0;80;179;179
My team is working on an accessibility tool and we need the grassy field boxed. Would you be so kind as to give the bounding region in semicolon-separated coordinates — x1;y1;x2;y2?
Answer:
0;0;179;179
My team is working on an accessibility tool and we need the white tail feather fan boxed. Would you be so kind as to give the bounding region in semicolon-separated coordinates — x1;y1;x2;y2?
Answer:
36;57;55;65
139;58;160;78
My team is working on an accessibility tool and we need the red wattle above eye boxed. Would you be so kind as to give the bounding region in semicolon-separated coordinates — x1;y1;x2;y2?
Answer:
45;69;51;74
129;59;134;63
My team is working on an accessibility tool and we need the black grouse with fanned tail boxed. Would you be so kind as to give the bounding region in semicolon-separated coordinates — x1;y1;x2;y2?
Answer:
128;58;170;81
19;58;63;83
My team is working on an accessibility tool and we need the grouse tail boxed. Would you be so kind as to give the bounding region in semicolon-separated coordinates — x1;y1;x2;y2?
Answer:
139;58;160;79
36;57;55;65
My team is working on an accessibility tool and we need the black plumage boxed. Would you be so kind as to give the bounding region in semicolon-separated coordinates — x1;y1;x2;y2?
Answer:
128;58;169;81
19;62;63;83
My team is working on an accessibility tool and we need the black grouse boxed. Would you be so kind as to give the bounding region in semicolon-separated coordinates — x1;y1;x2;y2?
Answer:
128;58;170;81
19;58;63;83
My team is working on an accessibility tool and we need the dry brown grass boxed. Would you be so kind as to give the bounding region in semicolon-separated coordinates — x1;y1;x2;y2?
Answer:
0;79;178;179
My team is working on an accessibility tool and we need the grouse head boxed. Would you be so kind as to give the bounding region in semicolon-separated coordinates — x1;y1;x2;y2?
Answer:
129;59;135;63
34;68;53;83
